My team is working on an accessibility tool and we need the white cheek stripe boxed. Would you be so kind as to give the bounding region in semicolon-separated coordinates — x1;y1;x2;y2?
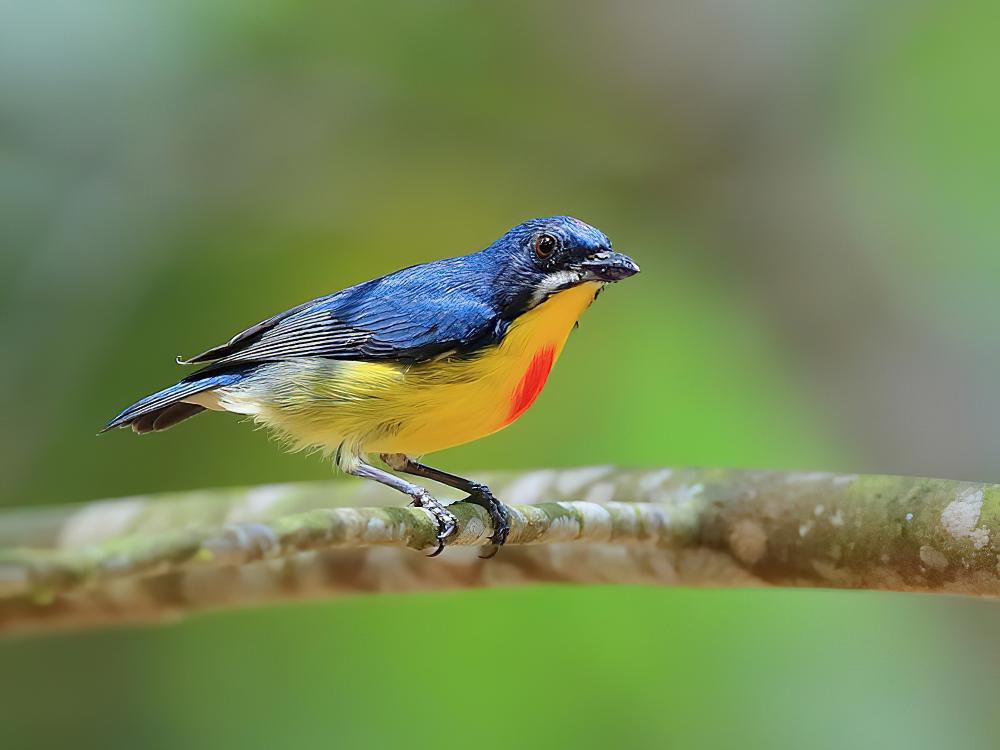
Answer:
528;270;582;307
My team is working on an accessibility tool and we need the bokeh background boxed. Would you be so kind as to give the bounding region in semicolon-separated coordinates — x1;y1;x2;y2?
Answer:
2;1;999;748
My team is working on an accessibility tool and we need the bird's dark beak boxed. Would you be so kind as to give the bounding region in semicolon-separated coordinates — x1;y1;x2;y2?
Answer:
579;251;640;282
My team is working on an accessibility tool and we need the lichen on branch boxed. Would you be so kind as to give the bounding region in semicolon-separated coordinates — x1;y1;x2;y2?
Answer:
1;467;998;635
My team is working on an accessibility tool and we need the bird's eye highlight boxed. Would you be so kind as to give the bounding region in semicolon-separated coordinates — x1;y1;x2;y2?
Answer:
534;233;558;260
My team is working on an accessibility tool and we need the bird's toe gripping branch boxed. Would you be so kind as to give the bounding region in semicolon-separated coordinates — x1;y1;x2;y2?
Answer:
463;483;512;556
409;491;458;557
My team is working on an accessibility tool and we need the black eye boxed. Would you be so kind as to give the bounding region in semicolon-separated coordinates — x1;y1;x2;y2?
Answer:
534;233;558;260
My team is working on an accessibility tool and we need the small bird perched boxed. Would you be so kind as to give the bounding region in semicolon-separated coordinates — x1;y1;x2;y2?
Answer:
105;216;639;555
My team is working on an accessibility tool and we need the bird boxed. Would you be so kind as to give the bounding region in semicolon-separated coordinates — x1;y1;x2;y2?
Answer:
104;216;639;555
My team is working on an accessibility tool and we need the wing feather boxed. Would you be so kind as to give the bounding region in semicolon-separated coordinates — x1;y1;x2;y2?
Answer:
181;258;506;372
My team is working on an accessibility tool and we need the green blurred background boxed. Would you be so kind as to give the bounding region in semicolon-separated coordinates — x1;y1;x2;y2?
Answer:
2;1;999;747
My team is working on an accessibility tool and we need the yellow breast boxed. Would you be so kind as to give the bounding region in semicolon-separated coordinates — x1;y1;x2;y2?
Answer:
226;282;602;459
369;281;601;455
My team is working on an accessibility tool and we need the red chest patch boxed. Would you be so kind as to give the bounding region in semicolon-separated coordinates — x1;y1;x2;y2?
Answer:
505;346;555;426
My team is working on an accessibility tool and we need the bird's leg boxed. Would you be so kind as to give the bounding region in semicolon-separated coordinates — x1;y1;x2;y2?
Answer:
381;454;511;555
347;458;457;556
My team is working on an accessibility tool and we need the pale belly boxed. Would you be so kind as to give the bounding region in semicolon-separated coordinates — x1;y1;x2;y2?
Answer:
212;282;601;459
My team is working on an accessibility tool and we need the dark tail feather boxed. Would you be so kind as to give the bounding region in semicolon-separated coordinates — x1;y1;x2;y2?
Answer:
131;402;207;434
103;370;249;434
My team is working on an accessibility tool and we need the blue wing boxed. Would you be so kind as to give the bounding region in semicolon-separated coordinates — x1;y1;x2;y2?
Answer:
182;256;506;370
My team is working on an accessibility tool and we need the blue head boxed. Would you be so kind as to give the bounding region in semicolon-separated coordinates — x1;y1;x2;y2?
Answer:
483;216;639;316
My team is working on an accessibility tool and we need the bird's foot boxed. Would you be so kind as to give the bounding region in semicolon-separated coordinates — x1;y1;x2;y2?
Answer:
464;483;511;557
410;491;458;557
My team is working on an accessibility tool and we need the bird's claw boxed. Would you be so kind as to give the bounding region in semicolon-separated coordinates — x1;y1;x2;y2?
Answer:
410;492;457;557
464;484;511;556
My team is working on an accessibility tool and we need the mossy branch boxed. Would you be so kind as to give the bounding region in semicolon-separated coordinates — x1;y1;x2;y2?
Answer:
1;467;999;635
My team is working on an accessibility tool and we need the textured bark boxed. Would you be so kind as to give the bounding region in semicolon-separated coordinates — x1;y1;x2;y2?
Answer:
2;467;999;635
